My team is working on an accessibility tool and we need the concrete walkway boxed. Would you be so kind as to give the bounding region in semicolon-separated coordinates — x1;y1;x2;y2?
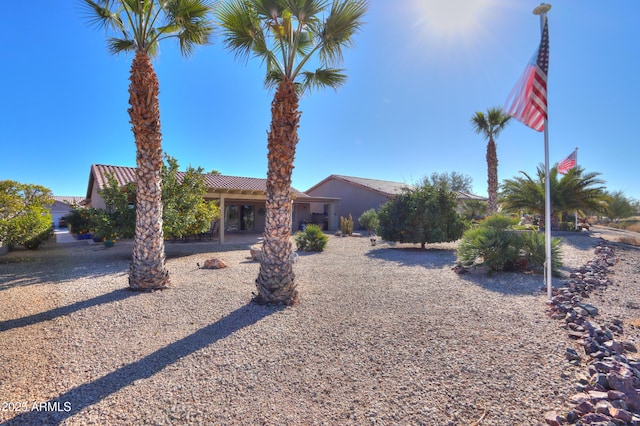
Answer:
54;229;86;244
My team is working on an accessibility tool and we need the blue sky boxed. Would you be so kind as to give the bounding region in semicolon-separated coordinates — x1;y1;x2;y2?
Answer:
1;1;638;201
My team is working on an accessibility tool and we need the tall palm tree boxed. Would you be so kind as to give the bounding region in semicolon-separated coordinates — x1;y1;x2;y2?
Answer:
82;0;213;290
218;0;368;305
470;107;511;214
500;164;610;222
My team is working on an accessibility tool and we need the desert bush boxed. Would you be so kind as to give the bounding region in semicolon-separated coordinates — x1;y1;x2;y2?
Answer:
457;214;563;274
294;224;328;252
518;230;563;274
377;183;467;248
358;209;378;235
457;226;519;272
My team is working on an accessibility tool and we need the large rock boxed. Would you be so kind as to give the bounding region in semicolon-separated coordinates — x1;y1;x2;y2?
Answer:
202;258;228;269
249;245;262;261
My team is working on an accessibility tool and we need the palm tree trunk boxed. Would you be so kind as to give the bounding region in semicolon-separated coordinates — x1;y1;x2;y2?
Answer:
255;79;300;305
128;50;169;290
486;138;498;214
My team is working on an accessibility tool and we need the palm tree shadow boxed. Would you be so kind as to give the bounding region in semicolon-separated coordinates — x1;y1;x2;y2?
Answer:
5;302;281;425
0;288;141;333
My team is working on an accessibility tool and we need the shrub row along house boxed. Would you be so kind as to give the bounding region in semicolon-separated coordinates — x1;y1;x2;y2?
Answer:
55;166;487;242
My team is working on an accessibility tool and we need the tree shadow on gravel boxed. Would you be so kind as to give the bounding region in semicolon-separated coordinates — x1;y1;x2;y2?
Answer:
4;302;282;426
0;288;141;333
365;246;457;269
458;269;546;296
0;244;131;292
164;241;254;260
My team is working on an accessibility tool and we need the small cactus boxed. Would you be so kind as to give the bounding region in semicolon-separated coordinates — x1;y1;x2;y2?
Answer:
340;214;354;236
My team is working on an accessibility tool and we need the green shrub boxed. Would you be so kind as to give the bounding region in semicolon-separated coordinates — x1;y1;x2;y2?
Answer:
358;209;379;235
457;214;563;275
294;224;329;252
559;221;575;231
519;230;563;275
340;214;354;236
377;184;467;248
64;208;92;235
23;225;54;250
457;226;519;272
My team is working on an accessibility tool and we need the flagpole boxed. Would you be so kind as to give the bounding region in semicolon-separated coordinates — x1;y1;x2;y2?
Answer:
533;3;553;302
574;147;579;230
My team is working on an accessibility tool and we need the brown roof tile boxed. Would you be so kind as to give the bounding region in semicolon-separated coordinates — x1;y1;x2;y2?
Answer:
90;164;306;197
307;174;487;201
52;196;86;205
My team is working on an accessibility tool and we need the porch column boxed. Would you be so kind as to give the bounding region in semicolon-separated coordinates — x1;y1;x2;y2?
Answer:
219;195;225;244
327;203;338;231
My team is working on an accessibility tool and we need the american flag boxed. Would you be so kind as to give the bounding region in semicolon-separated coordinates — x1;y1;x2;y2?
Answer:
503;17;549;132
558;150;577;174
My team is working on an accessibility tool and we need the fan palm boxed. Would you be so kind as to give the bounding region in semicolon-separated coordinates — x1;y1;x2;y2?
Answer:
81;0;213;290
470;107;511;214
500;164;610;222
218;0;368;305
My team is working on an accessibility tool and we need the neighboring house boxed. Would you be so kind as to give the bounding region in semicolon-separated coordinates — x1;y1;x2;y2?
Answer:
305;174;487;229
85;164;339;243
51;196;85;228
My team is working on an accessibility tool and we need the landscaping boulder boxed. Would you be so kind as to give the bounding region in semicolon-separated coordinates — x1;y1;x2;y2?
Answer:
202;258;228;269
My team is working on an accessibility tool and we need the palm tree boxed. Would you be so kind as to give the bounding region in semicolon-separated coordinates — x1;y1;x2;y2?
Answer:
218;0;368;305
470;107;511;214
82;0;213;290
500;164;610;226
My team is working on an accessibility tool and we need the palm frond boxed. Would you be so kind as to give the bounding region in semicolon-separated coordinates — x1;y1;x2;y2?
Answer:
318;0;368;66
300;68;346;92
282;0;327;21
81;0;126;33
470;107;510;140
253;0;285;20
264;69;284;90
217;0;264;63
161;0;214;56
107;37;137;54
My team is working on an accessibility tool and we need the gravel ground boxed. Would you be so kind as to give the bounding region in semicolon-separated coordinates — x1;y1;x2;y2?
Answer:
0;229;638;425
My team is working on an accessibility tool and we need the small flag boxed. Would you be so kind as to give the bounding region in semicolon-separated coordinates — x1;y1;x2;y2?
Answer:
558;150;577;174
503;17;550;132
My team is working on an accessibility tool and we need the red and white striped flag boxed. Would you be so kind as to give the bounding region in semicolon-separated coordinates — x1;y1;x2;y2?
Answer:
503;17;549;132
558;150;577;174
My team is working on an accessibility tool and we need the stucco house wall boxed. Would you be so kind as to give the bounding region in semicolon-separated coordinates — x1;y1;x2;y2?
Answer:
307;179;388;228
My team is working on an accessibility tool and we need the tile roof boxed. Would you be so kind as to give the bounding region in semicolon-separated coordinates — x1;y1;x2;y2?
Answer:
307;174;413;197
89;164;307;198
455;191;487;201
52;196;85;205
306;174;487;201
